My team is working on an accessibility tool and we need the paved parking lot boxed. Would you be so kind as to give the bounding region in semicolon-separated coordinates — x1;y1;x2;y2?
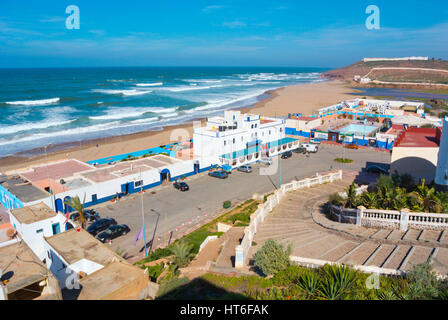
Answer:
89;144;391;260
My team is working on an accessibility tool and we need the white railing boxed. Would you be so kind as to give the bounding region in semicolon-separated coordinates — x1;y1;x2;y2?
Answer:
332;204;448;230
235;170;343;268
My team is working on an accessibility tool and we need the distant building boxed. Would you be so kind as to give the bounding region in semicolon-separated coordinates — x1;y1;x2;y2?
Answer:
362;57;429;62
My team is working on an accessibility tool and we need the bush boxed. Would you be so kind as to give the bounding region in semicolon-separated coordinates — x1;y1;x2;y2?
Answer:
329;193;344;206
146;262;165;282
223;200;232;209
334;158;354;163
253;239;292;276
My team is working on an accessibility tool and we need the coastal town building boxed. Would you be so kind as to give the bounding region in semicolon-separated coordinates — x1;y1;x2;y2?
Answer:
435;118;448;190
193;110;299;167
391;126;442;182
0;241;62;300
43;228;158;299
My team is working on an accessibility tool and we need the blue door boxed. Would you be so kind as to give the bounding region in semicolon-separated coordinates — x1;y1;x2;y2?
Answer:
63;196;72;213
52;223;61;235
194;163;200;174
92;194;98;203
55;198;64;213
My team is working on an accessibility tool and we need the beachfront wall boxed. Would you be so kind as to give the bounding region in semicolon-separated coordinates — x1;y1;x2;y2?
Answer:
0;184;24;210
235;170;343;268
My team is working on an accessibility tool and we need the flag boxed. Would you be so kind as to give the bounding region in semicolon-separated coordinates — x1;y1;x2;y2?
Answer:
134;226;144;246
64;206;69;224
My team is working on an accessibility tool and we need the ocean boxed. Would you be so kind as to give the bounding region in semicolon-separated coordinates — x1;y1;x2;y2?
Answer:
0;66;326;157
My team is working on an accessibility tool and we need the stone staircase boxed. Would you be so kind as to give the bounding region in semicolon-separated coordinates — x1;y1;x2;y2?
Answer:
248;170;448;276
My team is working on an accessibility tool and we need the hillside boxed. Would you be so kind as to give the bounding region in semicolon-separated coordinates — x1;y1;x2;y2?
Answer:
323;59;448;88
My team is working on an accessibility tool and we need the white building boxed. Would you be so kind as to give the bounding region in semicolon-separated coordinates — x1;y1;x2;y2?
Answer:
363;57;428;62
435;118;448;190
8;203;70;260
193;110;299;167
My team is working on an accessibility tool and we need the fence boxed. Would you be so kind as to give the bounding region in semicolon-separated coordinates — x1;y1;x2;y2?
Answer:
235;170;343;268
330;205;448;231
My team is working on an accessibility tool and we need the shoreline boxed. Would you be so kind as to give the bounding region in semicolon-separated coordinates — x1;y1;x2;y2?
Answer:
0;80;359;172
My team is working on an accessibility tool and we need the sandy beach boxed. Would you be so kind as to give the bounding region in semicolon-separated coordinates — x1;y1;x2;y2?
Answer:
0;80;359;173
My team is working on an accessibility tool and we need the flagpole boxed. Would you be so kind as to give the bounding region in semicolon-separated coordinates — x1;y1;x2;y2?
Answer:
140;169;148;257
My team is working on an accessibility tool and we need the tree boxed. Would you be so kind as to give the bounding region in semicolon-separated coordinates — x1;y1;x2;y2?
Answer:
169;241;194;270
253;239;292;276
345;183;359;208
64;194;86;229
411;179;439;212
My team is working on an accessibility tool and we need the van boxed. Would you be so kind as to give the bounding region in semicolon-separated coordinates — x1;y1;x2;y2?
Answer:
301;143;318;153
259;157;273;165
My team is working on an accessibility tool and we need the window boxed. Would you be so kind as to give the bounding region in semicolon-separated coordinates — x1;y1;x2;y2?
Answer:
280;128;283;132
135;180;143;188
233;138;235;144
251;124;254;129
255;124;257;128
224;140;227;146
269;130;271;135
36;229;43;234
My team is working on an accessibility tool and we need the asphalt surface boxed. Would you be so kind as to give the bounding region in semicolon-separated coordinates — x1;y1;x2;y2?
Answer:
90;144;391;260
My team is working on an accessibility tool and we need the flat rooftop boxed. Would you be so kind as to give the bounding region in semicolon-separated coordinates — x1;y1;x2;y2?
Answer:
0;175;49;203
10;202;56;224
0;241;48;294
78;261;148;300
20;159;93;182
395;128;440;148
45;228;123;266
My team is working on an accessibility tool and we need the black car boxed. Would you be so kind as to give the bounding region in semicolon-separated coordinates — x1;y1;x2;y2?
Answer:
281;151;293;159
208;170;229;179
173;181;189;191
96;224;130;243
87;218;117;236
366;165;389;175
293;147;307;154
70;209;100;222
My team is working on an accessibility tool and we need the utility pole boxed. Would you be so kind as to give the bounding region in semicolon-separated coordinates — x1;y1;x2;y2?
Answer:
140;169;147;257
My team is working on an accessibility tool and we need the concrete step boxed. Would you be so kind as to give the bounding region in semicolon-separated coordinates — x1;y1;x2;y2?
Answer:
382;245;412;270
431;247;448;276
386;229;406;241
254;229;320;243
291;235;350;259
419;229;443;243
364;244;396;267
255;227;312;239
358;228;380;238
402;229;423;242
319;241;360;261
339;241;379;265
400;246;434;272
370;229;393;240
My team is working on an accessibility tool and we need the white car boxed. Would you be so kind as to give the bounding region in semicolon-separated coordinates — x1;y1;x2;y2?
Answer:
301;143;318;153
259;157;273;165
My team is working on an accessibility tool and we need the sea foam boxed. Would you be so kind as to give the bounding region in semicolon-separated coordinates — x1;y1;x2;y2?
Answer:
5;97;60;106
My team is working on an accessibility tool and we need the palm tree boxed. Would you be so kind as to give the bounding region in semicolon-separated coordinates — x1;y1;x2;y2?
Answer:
169;240;194;269
345;183;359;208
411;180;439;212
361;192;378;209
64;194;86;229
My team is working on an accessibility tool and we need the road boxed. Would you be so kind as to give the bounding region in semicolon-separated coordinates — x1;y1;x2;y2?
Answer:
90;144;391;260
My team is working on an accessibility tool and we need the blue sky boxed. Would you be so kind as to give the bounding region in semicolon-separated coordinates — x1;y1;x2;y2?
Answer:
0;0;447;68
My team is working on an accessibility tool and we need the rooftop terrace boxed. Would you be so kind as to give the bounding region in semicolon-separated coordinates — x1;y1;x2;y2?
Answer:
10;202;56;224
0;175;49;203
394;127;440;148
45;228;123;266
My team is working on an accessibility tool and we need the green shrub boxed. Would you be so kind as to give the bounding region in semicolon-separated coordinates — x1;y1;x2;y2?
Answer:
253;239;292;276
334;158;354;163
146;262;165;282
223;200;232;209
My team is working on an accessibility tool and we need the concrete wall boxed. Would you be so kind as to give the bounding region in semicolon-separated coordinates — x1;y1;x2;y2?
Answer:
391;147;439;182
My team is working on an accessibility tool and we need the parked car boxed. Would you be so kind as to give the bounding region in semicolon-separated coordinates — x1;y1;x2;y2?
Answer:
281;151;292;159
173;181;189;191
310;138;321;144
366;165;389;175
293;147;307;154
259;157;273;165
237;165;253;173
87;218;117;236
345;144;359;150
70;209;100;222
96;224;130;243
301;143;318;153
208;170;229;179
